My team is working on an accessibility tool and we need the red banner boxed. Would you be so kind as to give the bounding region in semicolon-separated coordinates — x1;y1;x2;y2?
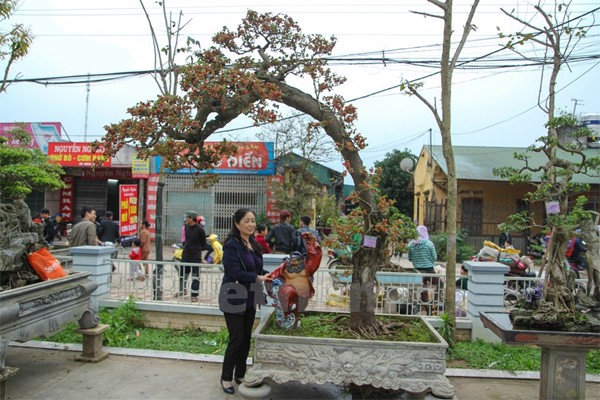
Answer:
48;142;111;167
146;174;159;240
59;176;74;221
266;175;283;224
119;184;138;238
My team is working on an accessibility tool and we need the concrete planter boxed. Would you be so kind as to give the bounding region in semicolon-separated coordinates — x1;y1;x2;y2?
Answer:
0;272;98;369
243;309;454;398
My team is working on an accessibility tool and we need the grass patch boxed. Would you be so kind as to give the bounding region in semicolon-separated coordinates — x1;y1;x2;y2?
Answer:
262;312;436;343
46;322;229;355
449;340;600;374
43;299;600;373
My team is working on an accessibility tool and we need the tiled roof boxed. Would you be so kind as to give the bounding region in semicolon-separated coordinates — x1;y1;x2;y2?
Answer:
425;145;599;183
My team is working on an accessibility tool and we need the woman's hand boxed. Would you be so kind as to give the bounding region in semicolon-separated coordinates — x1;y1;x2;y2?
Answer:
257;273;271;283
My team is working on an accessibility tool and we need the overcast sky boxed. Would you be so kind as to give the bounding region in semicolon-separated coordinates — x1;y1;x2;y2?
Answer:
1;0;599;174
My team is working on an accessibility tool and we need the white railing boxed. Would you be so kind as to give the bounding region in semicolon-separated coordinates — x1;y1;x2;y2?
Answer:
54;253;589;315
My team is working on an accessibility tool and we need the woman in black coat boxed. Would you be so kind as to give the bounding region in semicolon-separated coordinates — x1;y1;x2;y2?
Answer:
218;208;269;394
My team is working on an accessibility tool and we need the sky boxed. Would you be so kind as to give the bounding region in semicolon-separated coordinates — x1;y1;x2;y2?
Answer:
1;0;599;177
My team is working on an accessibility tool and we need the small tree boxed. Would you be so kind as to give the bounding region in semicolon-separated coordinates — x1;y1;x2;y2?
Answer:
402;0;481;339
258;113;340;227
494;2;600;330
374;148;416;216
0;0;33;93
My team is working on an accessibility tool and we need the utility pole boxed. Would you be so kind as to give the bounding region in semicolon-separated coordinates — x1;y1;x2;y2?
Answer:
571;98;583;117
84;73;90;141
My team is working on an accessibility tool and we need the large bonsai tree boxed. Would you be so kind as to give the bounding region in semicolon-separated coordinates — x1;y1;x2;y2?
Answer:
101;10;395;334
494;2;600;330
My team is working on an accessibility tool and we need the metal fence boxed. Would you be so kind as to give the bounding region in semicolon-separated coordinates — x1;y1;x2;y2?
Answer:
55;253;588;316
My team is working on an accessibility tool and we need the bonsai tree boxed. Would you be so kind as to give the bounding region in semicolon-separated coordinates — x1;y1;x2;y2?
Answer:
494;2;600;330
0;125;64;201
100;10;406;334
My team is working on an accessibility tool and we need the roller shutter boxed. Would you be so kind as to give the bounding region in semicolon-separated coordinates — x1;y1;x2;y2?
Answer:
73;178;107;221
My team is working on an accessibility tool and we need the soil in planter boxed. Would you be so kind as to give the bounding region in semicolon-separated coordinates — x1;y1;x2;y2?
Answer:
262;312;437;343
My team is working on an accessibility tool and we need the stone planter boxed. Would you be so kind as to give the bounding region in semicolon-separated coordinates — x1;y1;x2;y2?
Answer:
242;309;454;398
0;272;98;369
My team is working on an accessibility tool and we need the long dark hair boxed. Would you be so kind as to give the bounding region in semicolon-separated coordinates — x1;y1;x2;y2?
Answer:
226;208;262;254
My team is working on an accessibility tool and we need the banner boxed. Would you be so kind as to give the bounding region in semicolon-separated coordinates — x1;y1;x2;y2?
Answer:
48;142;111;167
146;174;159;240
155;142;274;175
119;184;139;239
0;122;62;153
266;175;283;223
59;176;74;221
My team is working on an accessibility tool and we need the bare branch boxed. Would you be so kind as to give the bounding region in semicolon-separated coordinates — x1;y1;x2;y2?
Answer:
450;0;480;69
410;10;444;20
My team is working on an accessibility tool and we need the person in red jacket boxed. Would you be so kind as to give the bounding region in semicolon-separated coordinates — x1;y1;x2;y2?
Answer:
128;238;145;281
254;224;271;254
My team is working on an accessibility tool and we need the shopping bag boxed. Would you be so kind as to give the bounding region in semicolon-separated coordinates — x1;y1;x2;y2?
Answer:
26;247;67;280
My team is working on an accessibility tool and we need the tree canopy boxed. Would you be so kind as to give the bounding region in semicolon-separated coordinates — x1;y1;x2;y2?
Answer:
1;0;33;93
0;126;64;199
101;9;407;332
374;148;416;216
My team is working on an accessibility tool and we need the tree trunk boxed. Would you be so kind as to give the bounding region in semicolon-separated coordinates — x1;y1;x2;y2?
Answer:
273;79;385;331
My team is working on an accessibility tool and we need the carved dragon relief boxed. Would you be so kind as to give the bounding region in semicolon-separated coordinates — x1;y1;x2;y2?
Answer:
245;338;453;398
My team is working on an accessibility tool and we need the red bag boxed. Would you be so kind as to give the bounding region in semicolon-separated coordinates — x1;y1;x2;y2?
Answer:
27;247;67;280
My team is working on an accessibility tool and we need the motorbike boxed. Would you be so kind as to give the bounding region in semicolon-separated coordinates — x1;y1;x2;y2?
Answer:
171;243;184;262
324;244;353;269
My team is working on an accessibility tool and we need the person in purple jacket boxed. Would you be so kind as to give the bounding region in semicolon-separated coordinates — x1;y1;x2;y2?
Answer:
218;208;270;394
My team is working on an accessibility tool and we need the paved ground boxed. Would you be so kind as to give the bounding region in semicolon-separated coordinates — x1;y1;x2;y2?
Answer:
5;343;600;400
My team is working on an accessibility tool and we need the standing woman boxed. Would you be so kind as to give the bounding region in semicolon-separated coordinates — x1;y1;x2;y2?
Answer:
139;220;151;277
407;225;438;286
219;208;269;395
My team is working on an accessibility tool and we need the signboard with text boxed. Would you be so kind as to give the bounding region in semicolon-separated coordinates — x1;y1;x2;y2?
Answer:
119;184;138;239
48;142;111;167
132;155;150;178
59;176;74;221
0;122;62;153
155;142;274;175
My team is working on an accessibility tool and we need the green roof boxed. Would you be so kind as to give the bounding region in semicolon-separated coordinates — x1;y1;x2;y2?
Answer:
276;152;343;186
425;145;599;184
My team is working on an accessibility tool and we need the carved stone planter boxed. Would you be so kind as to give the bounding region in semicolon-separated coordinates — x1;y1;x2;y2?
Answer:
0;272;98;369
243;309;454;399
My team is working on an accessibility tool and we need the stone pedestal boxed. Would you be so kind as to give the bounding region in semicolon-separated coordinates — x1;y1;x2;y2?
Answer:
75;324;110;363
70;245;115;312
463;261;509;342
0;367;18;400
481;312;600;400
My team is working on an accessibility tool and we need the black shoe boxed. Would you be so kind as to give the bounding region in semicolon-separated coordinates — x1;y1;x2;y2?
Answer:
234;378;243;384
221;380;234;395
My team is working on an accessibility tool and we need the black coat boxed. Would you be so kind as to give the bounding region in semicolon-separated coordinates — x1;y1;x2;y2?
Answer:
219;238;267;314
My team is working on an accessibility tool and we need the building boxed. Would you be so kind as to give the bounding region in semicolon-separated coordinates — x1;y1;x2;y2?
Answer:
413;144;600;252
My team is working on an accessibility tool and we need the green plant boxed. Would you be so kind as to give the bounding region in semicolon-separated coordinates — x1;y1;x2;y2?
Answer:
99;295;145;346
430;229;475;263
437;312;454;351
